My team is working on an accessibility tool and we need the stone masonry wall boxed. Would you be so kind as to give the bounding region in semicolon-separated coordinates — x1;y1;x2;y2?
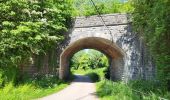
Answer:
66;13;155;81
24;13;155;82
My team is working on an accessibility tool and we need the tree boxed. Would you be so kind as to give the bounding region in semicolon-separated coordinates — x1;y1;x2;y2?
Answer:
70;49;109;70
0;0;73;83
132;0;170;85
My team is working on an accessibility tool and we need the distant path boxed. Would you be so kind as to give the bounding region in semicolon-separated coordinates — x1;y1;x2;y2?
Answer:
40;75;99;100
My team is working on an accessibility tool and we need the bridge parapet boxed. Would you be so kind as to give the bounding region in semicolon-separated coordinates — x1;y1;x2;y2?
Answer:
75;13;131;28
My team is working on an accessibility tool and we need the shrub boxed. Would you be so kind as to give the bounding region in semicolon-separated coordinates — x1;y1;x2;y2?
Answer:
24;74;64;88
86;72;100;82
70;49;109;71
0;0;73;84
103;67;110;79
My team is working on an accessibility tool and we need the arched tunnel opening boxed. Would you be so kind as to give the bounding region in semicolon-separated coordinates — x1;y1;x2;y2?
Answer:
59;37;125;81
69;49;110;80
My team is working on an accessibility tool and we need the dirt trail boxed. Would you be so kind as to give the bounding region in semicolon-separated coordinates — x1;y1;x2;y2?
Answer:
40;75;99;100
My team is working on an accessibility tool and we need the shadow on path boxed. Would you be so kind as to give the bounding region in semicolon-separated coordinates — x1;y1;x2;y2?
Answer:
73;75;93;83
40;75;99;100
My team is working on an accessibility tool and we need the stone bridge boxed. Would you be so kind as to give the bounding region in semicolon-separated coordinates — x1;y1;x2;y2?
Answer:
59;14;155;82
24;14;155;82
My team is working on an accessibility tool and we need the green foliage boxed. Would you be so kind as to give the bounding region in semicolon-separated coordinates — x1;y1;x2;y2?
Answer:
0;0;73;83
85;72;100;82
97;79;170;100
103;67;110;79
26;74;64;88
97;80;138;100
72;67;105;77
0;70;4;87
129;80;163;93
73;0;133;16
0;75;68;100
70;49;109;70
132;0;170;85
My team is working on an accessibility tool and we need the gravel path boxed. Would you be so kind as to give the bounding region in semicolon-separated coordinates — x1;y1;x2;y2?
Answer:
40;75;99;100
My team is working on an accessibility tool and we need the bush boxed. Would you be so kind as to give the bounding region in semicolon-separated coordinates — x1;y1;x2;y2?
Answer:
24;74;64;88
86;72;100;82
0;70;4;87
70;49;109;71
103;67;110;79
0;0;73;84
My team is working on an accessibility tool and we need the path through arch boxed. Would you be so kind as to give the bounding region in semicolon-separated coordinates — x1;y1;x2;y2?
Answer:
59;37;125;81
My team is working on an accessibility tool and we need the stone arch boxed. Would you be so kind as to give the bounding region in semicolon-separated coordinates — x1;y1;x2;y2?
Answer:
59;37;125;81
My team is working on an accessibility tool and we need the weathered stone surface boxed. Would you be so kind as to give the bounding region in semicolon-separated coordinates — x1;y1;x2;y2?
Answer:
74;14;130;28
59;13;155;81
25;13;155;82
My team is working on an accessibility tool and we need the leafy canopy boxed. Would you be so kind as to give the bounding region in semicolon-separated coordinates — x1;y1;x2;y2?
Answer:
132;0;170;83
70;49;109;70
0;0;73;83
73;0;133;16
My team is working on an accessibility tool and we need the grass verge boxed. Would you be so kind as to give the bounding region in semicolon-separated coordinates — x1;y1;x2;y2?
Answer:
0;75;69;100
96;79;170;100
72;68;170;100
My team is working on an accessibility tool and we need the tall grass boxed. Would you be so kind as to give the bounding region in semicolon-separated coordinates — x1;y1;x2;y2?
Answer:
0;83;68;100
0;74;69;100
72;68;170;99
71;59;170;100
96;79;170;100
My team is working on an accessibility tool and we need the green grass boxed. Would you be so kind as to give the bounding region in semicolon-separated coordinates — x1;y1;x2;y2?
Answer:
96;80;140;100
0;83;68;100
73;68;170;100
0;75;69;100
96;80;170;100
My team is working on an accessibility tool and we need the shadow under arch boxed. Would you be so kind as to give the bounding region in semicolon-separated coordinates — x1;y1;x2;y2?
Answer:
59;37;125;81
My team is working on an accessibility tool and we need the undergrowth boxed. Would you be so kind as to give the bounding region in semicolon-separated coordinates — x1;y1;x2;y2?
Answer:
96;79;170;100
72;68;170;100
0;74;69;100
